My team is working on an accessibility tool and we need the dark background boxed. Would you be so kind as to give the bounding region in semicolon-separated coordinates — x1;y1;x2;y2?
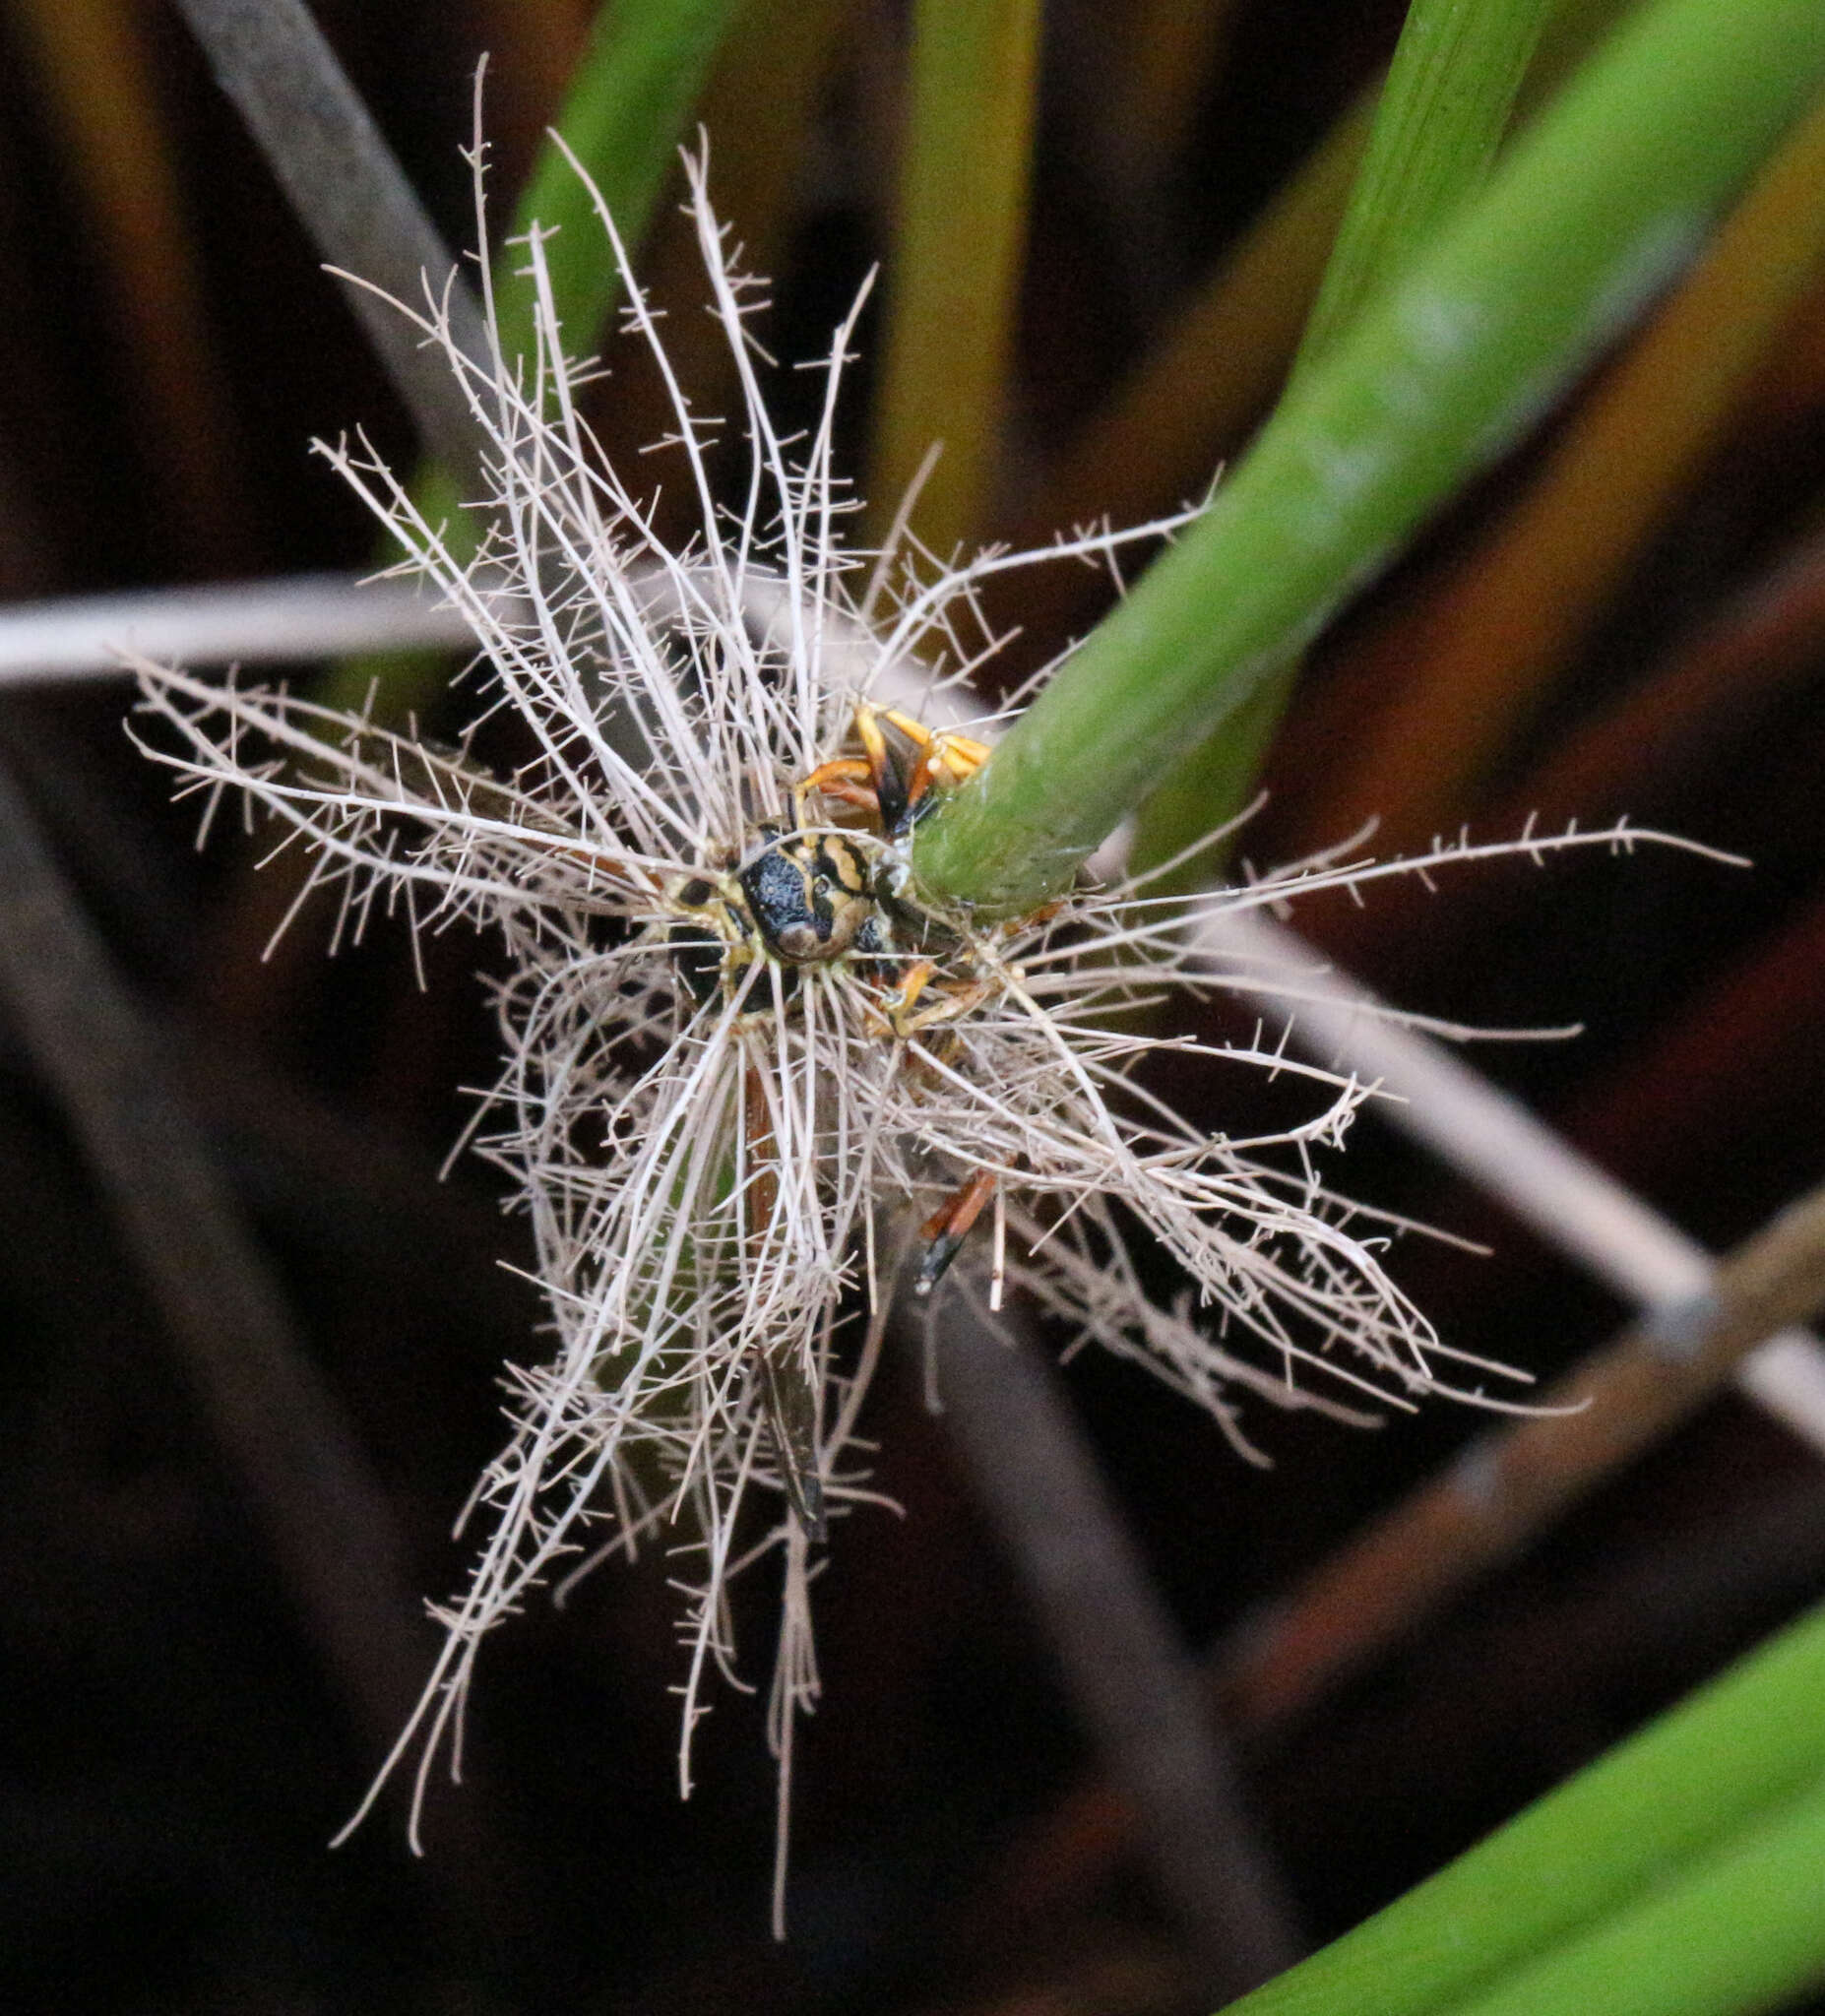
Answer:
2;2;1824;2009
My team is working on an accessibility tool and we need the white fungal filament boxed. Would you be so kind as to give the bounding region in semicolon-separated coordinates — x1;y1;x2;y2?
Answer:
128;131;1738;1936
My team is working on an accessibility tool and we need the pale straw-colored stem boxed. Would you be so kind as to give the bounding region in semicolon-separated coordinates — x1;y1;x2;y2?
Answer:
0;574;482;687
1198;907;1825;1454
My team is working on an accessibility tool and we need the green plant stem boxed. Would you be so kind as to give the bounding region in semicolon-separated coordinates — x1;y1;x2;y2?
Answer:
867;0;1043;555
1219;1597;1825;2015
913;0;1825;916
317;0;746;720
1129;0;1554;883
1314;85;1825;854
1292;0;1554;386
499;0;744;378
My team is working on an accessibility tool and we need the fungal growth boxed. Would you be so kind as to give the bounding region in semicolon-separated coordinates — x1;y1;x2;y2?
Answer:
130;141;1723;1930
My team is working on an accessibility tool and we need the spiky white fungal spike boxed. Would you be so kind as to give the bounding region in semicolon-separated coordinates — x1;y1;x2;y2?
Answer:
128;137;1737;1935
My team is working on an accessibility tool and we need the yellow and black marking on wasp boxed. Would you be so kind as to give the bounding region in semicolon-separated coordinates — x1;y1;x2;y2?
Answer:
663;823;885;1011
663;704;992;1002
655;704;997;1540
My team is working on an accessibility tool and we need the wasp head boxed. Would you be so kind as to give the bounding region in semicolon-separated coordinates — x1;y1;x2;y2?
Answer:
736;828;877;963
667;829;886;1009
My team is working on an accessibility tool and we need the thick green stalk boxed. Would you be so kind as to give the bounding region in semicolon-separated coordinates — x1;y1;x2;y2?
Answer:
1128;0;1553;882
1292;0;1554;387
867;0;1043;555
914;0;1825;916
318;0;746;719
1219;1598;1825;2016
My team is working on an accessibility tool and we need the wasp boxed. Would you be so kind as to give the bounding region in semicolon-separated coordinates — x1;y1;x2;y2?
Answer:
656;704;995;1539
664;703;988;989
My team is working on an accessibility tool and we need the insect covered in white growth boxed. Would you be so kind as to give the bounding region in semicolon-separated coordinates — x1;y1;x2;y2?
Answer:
129;138;1730;1928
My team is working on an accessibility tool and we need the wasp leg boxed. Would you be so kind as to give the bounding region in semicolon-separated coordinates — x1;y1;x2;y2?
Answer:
875;706;991;817
915;1166;998;1295
793;756;878;830
875;957;935;1035
809;704;992;840
853;706;910;836
873;957;993;1040
898;975;991;1038
743;1062;827;1542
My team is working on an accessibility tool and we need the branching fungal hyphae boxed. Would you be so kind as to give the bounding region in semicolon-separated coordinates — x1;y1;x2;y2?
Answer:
131;137;1733;1931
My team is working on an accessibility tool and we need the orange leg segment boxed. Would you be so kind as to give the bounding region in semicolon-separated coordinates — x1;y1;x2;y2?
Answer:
877;707;991;813
794;755;878;825
915;1166;998;1295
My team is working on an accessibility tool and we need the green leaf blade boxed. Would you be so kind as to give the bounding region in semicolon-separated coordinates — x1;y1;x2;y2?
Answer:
1220;1598;1825;2016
